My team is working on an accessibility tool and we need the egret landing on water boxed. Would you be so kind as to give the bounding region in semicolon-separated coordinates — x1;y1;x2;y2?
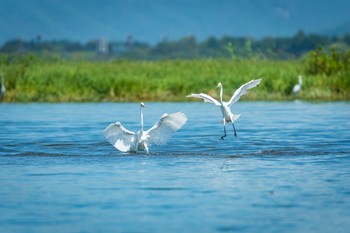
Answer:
187;78;262;140
103;102;187;153
292;75;302;96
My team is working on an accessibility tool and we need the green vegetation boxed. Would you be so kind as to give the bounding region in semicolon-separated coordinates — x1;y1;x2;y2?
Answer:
306;47;350;75
1;51;349;102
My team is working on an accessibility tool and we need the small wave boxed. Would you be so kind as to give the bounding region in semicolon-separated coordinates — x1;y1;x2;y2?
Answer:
217;225;248;232
251;203;301;209
149;151;224;156
42;142;106;148
238;149;350;157
27;172;87;176
146;150;340;157
9;149;349;158
13;151;69;157
140;187;187;191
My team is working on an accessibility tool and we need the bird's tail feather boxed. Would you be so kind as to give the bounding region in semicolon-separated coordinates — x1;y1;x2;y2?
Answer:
231;114;241;122
221;114;241;123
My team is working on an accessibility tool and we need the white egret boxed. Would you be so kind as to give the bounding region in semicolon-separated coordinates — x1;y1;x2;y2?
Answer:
187;78;262;140
103;102;187;153
0;74;5;98
292;75;302;96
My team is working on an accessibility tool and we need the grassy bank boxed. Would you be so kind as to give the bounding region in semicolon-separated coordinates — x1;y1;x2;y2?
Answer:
1;58;350;102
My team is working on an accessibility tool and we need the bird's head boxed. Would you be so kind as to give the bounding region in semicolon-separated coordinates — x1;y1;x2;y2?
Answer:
217;83;222;88
140;102;145;108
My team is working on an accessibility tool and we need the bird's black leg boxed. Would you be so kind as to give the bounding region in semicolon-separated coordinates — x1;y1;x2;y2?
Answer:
221;119;227;140
232;122;237;138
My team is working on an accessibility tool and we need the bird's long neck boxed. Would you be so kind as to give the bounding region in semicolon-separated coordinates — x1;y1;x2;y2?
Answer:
299;76;302;86
219;85;223;103
140;106;144;132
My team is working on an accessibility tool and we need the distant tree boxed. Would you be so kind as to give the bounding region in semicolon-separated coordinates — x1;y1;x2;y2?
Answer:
1;32;350;60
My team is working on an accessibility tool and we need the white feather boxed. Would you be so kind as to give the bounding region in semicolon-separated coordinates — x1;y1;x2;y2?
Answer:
146;112;187;146
103;122;136;152
186;93;221;106
227;78;262;106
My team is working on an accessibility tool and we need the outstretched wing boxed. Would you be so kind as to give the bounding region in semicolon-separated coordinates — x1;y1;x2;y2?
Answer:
146;112;187;146
103;122;136;152
187;93;221;106
227;78;262;106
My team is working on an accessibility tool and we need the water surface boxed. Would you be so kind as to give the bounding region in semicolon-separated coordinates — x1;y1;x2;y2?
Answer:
1;102;350;233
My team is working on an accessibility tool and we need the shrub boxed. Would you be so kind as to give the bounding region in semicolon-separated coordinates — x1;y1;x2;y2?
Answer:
305;47;350;75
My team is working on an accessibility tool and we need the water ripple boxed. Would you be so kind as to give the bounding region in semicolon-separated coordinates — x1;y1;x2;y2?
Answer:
1;102;350;233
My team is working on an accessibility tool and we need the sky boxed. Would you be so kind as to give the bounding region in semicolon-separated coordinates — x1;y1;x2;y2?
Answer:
1;0;350;45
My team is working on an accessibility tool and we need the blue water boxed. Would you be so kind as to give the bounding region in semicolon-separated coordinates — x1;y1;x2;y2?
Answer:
1;102;350;233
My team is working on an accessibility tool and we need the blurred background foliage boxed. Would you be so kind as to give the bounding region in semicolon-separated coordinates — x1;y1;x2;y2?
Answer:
0;31;349;102
2;31;350;60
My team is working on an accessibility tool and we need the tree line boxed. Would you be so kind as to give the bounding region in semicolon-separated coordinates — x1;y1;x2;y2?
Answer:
1;31;350;60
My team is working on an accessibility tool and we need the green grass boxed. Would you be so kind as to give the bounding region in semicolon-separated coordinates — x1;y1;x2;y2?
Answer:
1;59;350;102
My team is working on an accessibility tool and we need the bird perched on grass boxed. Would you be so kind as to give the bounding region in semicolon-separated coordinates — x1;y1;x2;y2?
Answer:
103;102;187;153
0;74;5;99
187;78;262;140
292;75;302;96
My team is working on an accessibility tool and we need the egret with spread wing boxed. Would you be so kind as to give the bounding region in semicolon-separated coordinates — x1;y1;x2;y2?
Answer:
187;78;262;140
103;102;187;153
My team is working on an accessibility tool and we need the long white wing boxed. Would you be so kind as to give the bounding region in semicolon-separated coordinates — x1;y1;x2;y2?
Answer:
227;78;262;106
187;93;221;106
146;112;187;146
103;122;136;152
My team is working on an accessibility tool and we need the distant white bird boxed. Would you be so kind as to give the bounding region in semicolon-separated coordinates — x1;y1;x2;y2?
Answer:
292;75;302;96
103;102;187;153
187;78;262;140
0;74;5;98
